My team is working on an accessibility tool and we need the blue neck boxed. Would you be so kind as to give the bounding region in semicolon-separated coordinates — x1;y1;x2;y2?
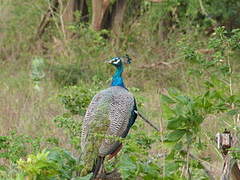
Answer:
111;65;125;88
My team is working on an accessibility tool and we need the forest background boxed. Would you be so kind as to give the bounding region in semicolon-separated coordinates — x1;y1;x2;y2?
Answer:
1;0;240;179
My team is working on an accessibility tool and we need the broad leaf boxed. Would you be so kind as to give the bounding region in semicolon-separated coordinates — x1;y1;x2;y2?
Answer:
166;130;186;142
161;94;176;104
167;118;182;130
162;103;174;119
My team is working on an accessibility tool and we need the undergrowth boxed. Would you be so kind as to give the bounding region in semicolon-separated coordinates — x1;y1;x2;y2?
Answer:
1;0;240;179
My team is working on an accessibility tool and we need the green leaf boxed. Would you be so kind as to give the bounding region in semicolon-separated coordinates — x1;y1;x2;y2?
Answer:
167;118;182;130
227;109;238;116
175;95;191;104
118;155;137;179
164;161;180;176
74;173;93;180
163;141;176;149
161;94;176;104
162;103;174;119
204;81;214;88
167;88;181;97
166;130;186;142
165;149;175;160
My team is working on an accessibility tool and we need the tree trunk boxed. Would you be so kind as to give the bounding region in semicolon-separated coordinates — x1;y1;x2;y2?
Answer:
63;0;88;24
75;0;89;22
36;0;88;40
91;0;127;34
111;0;127;34
91;0;110;31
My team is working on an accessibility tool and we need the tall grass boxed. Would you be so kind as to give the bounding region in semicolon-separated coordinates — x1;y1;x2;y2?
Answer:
1;1;240;179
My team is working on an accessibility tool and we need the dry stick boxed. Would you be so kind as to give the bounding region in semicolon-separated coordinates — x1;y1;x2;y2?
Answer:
134;110;160;132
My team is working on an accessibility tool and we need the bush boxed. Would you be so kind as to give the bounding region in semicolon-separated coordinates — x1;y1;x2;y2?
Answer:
17;148;77;179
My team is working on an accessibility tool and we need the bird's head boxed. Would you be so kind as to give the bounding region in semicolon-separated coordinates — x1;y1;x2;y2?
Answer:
105;55;132;67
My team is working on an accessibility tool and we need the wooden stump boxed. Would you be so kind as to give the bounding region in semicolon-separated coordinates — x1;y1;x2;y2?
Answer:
216;130;240;180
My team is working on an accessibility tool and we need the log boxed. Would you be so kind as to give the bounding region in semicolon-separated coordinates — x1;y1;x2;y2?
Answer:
221;156;240;180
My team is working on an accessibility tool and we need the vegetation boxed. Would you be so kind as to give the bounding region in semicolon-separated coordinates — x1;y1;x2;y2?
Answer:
1;0;240;179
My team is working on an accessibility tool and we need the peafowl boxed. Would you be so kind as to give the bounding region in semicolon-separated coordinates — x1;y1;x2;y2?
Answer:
80;55;137;178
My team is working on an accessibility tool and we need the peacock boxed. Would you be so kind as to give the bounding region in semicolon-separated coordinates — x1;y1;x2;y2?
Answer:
80;55;138;178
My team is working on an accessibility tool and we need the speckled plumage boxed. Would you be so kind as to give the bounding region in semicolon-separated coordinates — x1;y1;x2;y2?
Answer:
80;56;137;177
81;86;136;154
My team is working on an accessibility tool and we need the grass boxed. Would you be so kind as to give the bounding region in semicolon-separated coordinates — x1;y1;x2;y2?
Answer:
1;1;240;179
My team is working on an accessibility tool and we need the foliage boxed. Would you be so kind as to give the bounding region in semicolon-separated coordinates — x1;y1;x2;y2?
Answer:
17;148;77;180
0;0;45;60
51;64;83;86
1;0;240;179
0;131;41;164
101;120;161;179
54;114;82;150
31;57;45;91
31;58;45;82
129;87;146;108
53;83;103;149
59;84;102;115
17;150;59;179
161;89;210;178
160;26;240;178
204;0;240;29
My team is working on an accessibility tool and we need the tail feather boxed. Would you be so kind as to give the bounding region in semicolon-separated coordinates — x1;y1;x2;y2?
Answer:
91;156;105;179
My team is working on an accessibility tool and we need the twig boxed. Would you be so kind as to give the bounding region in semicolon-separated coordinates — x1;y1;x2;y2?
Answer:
58;0;67;40
134;110;160;132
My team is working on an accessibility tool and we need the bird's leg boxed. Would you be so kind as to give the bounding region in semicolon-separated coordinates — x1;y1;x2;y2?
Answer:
96;160;106;179
100;161;106;174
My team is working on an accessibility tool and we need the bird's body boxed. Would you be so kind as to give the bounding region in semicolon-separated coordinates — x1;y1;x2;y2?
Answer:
81;86;136;156
80;56;137;178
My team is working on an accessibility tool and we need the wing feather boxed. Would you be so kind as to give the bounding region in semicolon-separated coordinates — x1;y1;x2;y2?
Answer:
81;86;136;157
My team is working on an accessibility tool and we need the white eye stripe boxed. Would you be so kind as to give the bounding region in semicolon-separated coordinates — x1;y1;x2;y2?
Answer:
113;59;121;64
